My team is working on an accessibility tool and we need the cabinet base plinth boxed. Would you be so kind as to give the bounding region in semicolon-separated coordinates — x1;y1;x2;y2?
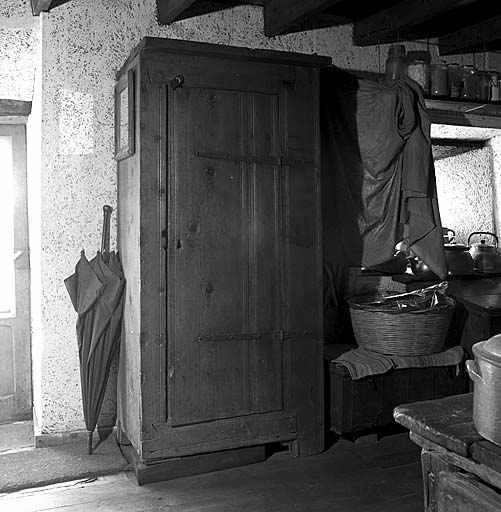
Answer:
122;443;267;485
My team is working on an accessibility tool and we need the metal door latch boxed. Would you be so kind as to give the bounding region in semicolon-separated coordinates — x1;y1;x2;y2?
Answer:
170;75;184;90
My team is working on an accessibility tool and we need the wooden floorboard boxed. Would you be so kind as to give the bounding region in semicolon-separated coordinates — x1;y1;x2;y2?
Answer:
1;434;423;512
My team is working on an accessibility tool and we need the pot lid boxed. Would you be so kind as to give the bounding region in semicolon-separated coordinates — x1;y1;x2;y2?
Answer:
444;243;469;251
471;240;497;250
473;334;501;365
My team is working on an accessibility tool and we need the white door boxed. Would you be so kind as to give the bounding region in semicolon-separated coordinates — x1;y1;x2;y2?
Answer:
0;124;31;423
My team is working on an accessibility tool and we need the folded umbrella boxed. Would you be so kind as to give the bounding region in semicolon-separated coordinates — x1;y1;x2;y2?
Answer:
64;206;125;454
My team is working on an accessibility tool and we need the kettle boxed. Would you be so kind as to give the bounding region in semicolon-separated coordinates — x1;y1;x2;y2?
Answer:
468;232;500;273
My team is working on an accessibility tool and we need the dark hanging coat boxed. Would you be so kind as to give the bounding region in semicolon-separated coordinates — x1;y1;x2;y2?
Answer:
321;66;447;280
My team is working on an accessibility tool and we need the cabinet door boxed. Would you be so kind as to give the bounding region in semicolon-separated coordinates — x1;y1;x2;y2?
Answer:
159;59;322;457
171;87;284;425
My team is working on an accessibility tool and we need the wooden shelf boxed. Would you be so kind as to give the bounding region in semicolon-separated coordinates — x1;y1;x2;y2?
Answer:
425;98;501;129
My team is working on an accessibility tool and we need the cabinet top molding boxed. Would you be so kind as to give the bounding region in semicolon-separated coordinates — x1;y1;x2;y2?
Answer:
117;37;331;80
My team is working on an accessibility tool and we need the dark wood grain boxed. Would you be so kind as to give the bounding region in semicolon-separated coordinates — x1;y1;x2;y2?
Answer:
421;449;461;512
156;0;197;23
471;440;501;475
438;471;501;511
264;0;342;36
439;14;501;55
425;99;501;129
116;37;329;480
327;359;468;435
353;0;499;46
30;0;53;15
126;444;267;485
394;393;482;457
2;434;423;511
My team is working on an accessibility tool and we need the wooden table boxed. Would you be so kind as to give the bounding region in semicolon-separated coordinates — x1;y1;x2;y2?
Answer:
394;393;501;511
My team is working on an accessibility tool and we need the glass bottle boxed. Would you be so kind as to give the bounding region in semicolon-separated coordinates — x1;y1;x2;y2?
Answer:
447;63;461;98
491;71;500;103
430;62;449;97
461;65;479;100
407;50;430;94
385;44;407;86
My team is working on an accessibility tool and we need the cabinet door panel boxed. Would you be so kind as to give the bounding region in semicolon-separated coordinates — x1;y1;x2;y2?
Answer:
170;86;285;426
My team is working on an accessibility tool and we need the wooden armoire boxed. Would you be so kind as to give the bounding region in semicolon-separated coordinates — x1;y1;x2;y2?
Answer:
115;37;331;483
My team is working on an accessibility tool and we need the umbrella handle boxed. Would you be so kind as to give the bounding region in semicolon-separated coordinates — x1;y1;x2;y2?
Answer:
101;205;113;262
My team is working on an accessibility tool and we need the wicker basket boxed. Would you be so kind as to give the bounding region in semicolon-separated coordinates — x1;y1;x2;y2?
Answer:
348;295;456;356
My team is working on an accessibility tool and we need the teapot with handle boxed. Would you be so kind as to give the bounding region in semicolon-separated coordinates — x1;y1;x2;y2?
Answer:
468;231;500;273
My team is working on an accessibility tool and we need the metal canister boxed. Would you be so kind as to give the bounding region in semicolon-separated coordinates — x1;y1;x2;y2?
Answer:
430;62;448;97
479;71;492;101
467;335;501;446
447;63;461;98
491;71;500;102
461;65;479;100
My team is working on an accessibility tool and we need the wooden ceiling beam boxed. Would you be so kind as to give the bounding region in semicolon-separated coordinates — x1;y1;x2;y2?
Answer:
264;0;343;37
156;1;266;24
156;0;198;24
30;0;53;15
438;15;501;55
353;0;477;46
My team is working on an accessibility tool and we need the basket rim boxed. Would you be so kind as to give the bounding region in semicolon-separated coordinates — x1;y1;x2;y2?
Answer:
347;295;456;314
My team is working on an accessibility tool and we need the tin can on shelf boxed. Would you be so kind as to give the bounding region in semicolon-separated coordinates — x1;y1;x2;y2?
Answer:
461;65;479;100
479;71;492;101
447;63;461;98
430;62;449;97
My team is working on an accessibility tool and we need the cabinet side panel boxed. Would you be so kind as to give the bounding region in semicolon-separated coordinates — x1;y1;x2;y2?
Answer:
117;64;142;452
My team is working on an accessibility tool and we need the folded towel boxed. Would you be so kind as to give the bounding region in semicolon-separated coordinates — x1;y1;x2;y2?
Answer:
331;345;464;380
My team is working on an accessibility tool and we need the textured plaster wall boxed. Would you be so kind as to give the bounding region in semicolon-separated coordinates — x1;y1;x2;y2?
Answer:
37;0;501;432
433;143;494;246
0;1;38;101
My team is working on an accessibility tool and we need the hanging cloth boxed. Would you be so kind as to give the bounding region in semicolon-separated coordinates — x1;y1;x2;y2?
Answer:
320;66;447;279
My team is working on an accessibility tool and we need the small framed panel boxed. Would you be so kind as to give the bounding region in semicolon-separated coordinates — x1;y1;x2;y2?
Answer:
115;69;135;160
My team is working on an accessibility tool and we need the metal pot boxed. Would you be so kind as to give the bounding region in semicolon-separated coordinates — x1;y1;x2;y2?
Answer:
408;256;437;279
466;335;501;446
443;242;474;275
468;232;500;273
